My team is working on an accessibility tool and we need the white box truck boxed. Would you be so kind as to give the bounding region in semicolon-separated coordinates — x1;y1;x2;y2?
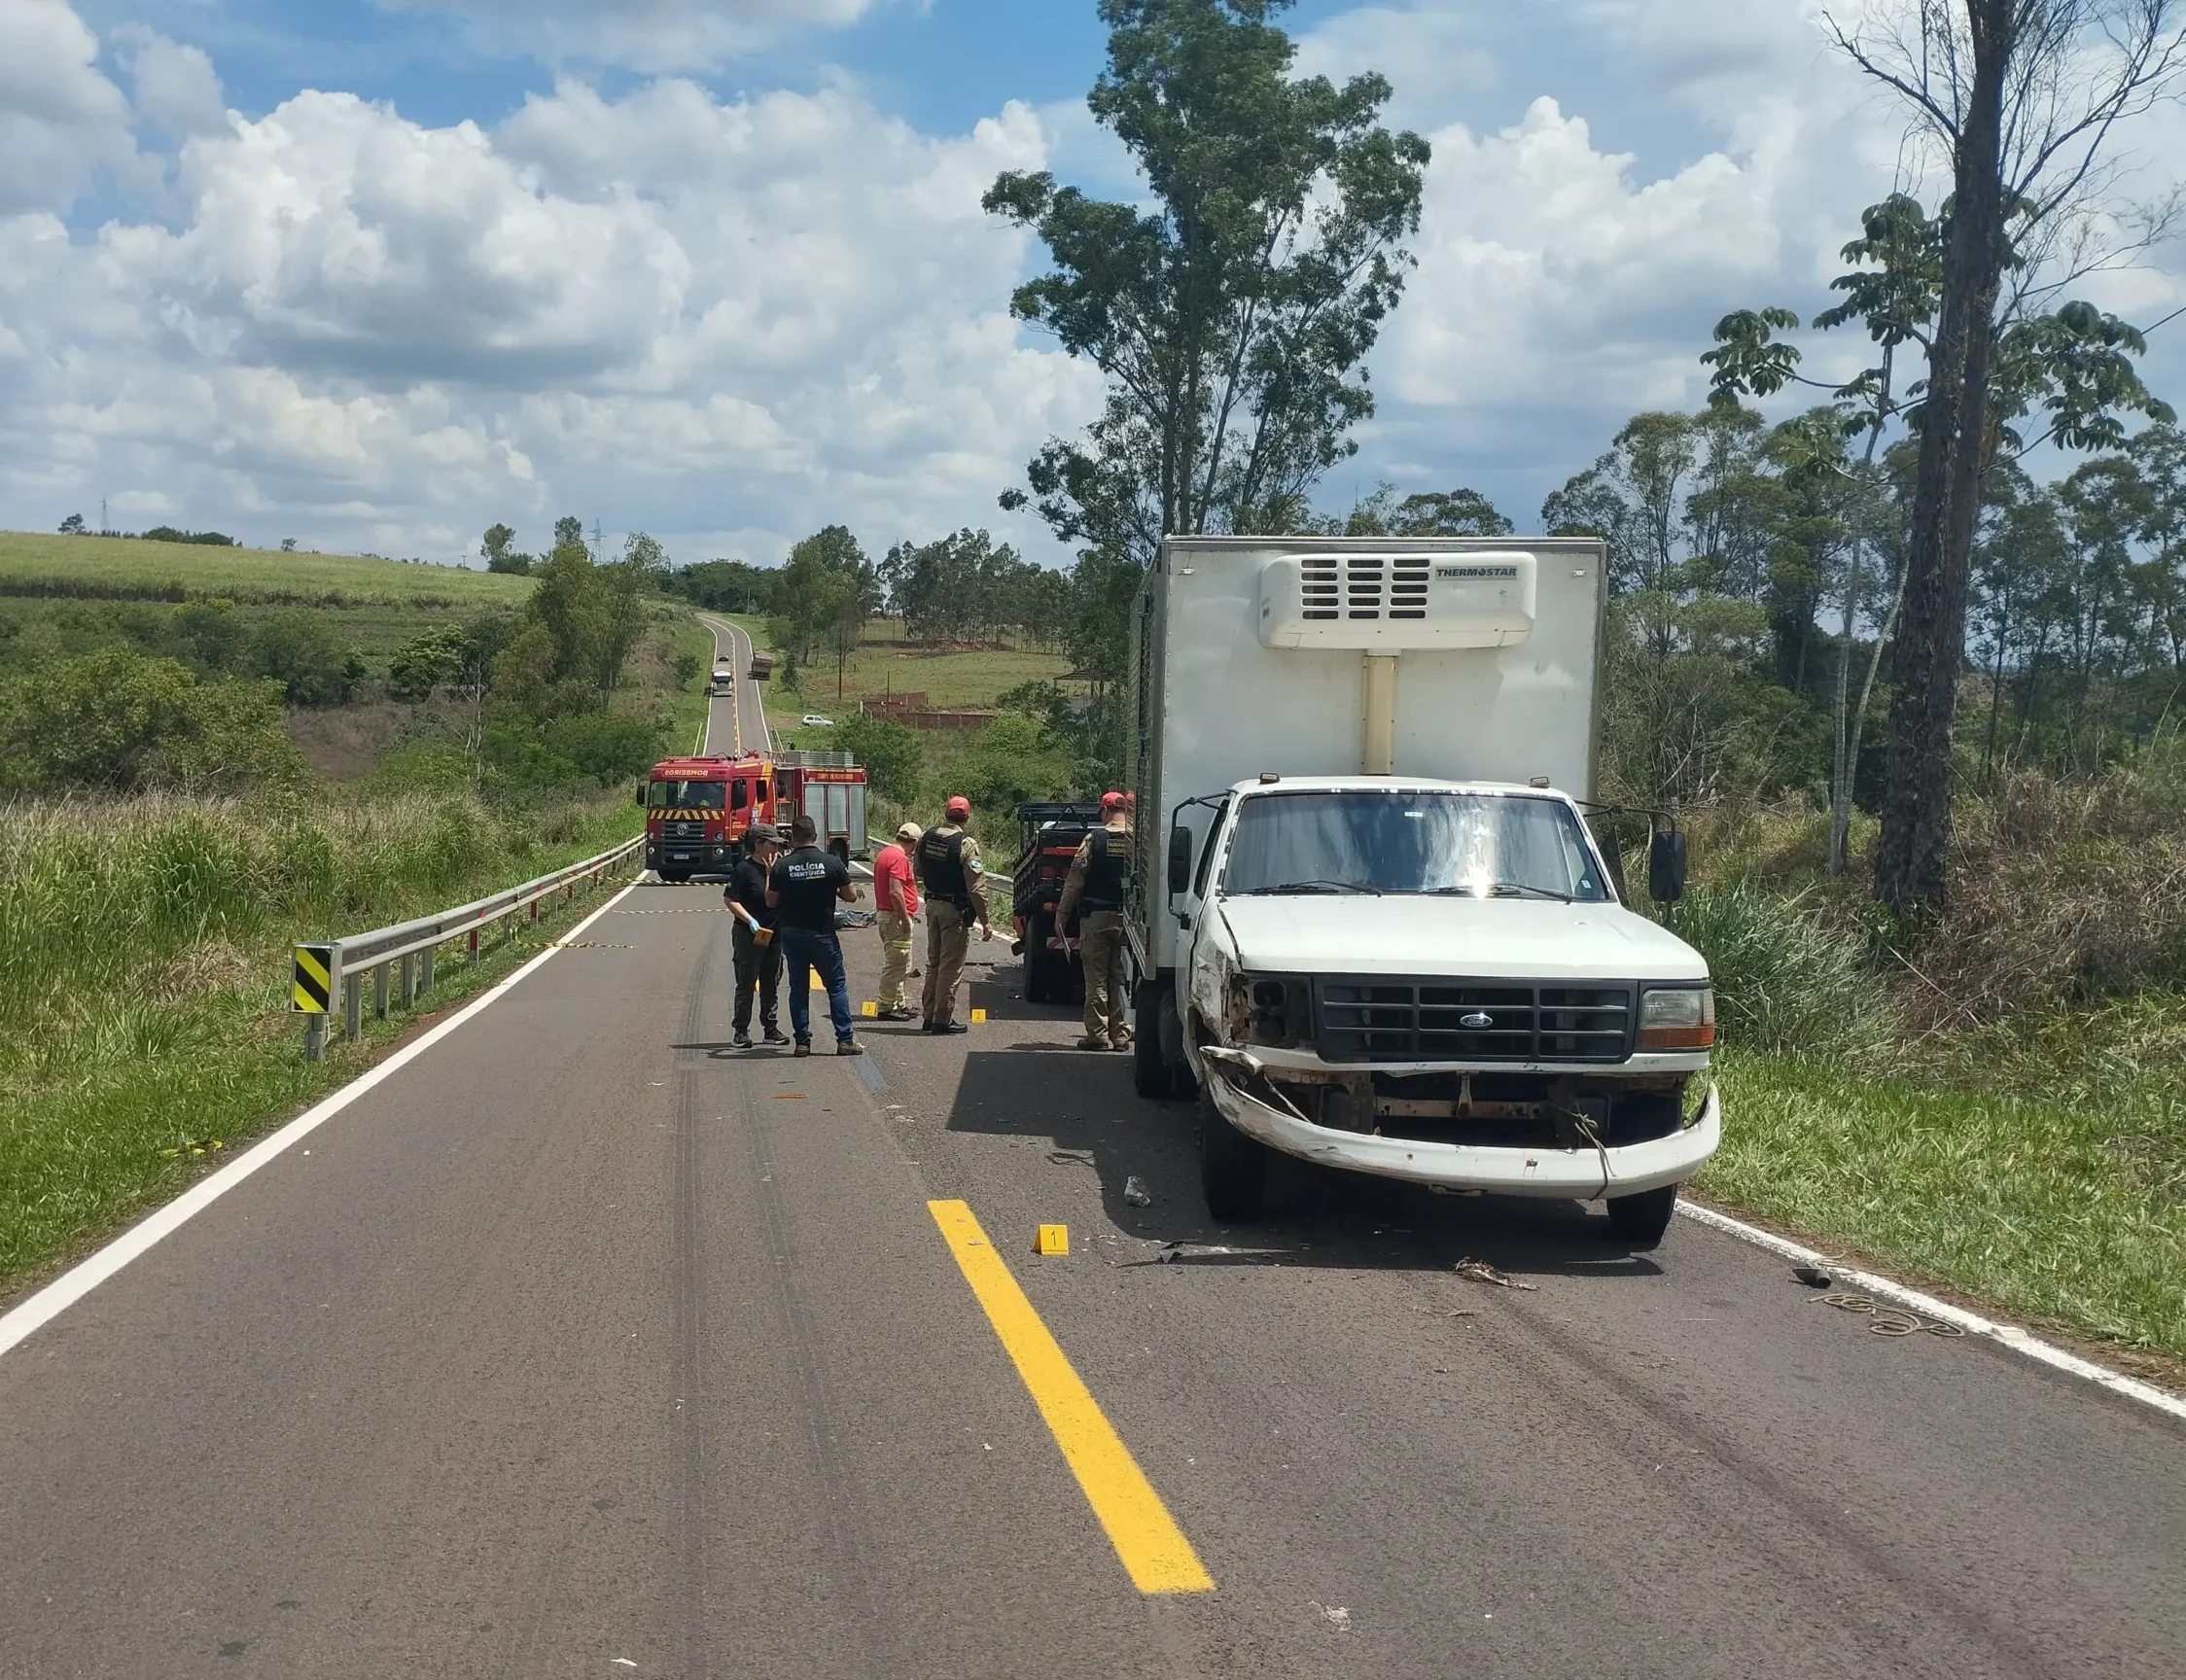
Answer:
1126;536;1720;1245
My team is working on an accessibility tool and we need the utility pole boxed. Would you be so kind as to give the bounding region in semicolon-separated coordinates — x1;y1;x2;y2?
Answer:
590;518;606;563
100;497;108;537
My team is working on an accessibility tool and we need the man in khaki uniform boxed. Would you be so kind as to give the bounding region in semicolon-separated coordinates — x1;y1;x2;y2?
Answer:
916;794;989;1034
1055;790;1134;1050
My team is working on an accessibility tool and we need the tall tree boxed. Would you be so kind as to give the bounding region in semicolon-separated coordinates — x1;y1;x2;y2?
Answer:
1824;0;2186;912
985;0;1429;658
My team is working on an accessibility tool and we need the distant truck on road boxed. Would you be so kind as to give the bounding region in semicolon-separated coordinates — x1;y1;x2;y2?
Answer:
1125;536;1718;1244
708;661;735;696
748;649;777;683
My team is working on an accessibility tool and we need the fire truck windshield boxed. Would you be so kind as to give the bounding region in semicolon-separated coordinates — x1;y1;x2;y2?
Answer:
649;780;726;810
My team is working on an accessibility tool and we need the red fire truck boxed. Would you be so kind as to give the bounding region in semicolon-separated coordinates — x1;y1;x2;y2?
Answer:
638;752;867;883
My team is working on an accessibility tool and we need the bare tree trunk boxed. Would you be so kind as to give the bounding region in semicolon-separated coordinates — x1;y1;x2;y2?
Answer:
1874;0;2011;915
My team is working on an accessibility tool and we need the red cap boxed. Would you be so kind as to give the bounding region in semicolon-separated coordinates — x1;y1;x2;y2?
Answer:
946;794;970;818
1100;790;1126;812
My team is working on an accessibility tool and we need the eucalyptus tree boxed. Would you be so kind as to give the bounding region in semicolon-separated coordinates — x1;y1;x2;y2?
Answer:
1818;0;2186;912
985;0;1430;632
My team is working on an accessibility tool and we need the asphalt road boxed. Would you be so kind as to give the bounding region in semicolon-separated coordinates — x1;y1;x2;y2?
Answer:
2;680;2182;1676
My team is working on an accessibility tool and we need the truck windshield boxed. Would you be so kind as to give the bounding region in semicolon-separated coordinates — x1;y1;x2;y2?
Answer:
1221;790;1608;902
649;781;726;810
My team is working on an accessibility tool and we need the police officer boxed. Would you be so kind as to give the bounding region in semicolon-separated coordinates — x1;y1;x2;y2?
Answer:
723;825;787;1049
1054;790;1134;1050
915;794;989;1033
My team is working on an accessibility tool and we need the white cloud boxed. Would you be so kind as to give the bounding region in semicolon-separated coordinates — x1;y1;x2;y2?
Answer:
0;18;1100;561
375;0;878;72
117;26;229;139
0;0;136;213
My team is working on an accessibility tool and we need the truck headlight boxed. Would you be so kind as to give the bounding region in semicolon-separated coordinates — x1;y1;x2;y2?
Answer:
1235;975;1310;1047
1636;985;1714;1051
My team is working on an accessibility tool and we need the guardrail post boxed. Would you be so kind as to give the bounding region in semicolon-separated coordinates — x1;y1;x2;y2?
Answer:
400;951;415;1008
420;942;436;998
373;961;388;1019
468;928;479;964
344;971;363;1042
304;1016;327;1062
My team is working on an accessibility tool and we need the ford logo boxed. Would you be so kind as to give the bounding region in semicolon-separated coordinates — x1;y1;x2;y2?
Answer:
1460;1011;1494;1029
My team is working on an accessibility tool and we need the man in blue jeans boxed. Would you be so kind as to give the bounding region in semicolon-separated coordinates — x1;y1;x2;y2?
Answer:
764;813;864;1057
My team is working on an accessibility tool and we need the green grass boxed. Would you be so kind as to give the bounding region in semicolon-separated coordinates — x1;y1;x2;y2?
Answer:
0;791;641;1290
765;620;1072;728
0;529;533;609
1702;1046;2186;1360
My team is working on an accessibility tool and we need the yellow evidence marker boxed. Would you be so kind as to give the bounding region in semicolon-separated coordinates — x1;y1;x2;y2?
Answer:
862;1000;877;1017
970;1007;988;1024
1035;1224;1069;1256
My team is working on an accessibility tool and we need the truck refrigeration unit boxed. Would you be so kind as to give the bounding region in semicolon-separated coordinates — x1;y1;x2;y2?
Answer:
1126;536;1719;1246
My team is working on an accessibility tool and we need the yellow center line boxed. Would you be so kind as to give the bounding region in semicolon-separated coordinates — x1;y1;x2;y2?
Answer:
926;1199;1215;1595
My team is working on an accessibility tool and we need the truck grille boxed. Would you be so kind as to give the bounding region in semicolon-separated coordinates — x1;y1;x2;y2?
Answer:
661;821;708;841
1312;978;1633;1063
1299;555;1433;622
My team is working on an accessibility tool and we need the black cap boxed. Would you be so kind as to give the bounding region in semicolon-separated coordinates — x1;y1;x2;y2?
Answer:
747;824;782;846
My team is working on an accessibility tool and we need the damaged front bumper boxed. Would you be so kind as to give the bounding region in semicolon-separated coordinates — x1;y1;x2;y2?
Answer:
1197;1046;1720;1200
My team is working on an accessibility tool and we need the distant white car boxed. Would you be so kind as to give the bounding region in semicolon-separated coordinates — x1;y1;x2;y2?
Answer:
799;714;834;726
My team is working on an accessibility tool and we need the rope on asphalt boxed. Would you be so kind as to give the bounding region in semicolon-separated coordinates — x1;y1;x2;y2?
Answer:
1817;1291;1967;1338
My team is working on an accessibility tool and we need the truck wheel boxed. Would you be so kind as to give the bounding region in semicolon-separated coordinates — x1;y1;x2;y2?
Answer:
1024;912;1053;1003
1604;1184;1677;1248
1198;1085;1268;1222
1132;985;1168;1100
1159;985;1198;1100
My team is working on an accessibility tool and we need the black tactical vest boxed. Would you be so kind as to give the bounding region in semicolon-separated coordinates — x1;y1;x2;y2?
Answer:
1080;827;1131;909
917;827;970;905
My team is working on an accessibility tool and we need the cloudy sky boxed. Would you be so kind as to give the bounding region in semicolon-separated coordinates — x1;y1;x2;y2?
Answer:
4;0;2185;569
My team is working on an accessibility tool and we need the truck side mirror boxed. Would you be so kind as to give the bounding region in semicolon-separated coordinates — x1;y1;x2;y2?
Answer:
1648;831;1687;904
1167;822;1193;897
634;782;647;806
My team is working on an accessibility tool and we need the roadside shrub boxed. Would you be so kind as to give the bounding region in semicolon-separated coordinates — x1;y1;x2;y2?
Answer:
1664;880;1898;1062
1910;759;2186;1028
822;714;923;804
0;648;306;796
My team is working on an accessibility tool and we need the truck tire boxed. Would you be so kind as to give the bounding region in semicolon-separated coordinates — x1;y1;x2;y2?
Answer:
1159;985;1197;1100
1132;985;1168;1100
1604;1184;1677;1247
1198;1085;1268;1222
1024;912;1054;1003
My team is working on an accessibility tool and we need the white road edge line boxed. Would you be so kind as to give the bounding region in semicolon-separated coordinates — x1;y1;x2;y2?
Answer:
1675;1200;2186;1423
0;873;650;1363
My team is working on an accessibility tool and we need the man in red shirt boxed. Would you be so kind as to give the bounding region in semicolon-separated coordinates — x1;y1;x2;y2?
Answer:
871;820;922;1020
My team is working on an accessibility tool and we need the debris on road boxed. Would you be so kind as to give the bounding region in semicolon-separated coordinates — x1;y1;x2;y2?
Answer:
1453;1257;1536;1290
1818;1291;1966;1338
1792;1263;1834;1288
1123;1175;1152;1207
1309;1601;1353;1632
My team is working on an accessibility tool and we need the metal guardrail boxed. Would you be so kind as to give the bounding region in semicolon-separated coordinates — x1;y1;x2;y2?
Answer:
291;834;646;1060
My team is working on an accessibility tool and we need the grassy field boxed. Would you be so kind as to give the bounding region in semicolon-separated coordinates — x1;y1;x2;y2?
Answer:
0;530;532;609
0;790;642;1294
1701;1046;2186;1363
764;618;1073;729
